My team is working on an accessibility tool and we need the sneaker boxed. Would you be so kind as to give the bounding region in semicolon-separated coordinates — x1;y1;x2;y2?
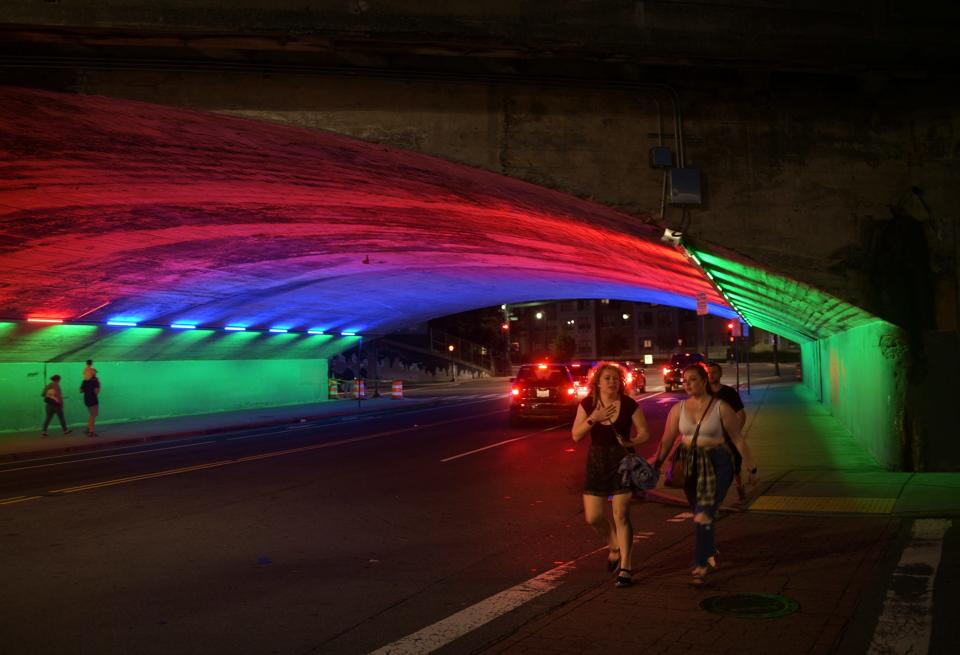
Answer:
63;429;73;435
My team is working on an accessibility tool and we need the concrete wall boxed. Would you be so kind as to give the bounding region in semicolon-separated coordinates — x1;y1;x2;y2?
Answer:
0;323;343;432
801;320;907;470
3;358;329;433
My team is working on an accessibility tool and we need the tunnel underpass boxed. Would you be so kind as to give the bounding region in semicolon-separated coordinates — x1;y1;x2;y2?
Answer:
0;87;939;470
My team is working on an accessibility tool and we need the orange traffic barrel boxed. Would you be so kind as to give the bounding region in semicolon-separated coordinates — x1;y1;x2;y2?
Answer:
391;380;403;399
328;378;339;399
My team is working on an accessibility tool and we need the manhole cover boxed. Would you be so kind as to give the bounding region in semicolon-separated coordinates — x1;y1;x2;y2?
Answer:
699;593;800;619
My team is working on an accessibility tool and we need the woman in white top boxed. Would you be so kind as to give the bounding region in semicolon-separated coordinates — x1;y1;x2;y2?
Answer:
652;364;757;585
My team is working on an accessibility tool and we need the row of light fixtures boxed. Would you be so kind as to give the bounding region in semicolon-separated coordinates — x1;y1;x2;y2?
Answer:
24;317;358;337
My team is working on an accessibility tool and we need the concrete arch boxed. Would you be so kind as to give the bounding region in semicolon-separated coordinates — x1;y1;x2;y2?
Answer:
0;87;733;339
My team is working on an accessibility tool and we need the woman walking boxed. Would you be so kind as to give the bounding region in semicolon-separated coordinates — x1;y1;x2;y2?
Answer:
653;364;757;585
572;362;651;587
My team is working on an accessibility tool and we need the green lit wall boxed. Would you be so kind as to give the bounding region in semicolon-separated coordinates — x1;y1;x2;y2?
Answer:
800;320;906;469
0;323;359;432
2;358;329;433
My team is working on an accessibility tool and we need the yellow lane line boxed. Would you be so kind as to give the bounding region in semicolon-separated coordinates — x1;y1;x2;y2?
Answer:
3;410;504;502
0;495;42;505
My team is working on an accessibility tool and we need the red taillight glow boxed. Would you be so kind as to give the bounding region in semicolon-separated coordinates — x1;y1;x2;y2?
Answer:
662;367;670;375
511;387;520;396
625;372;633;383
567;387;576;395
537;363;548;369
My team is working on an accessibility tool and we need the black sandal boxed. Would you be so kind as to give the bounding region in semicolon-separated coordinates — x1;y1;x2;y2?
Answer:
615;568;633;588
606;548;621;572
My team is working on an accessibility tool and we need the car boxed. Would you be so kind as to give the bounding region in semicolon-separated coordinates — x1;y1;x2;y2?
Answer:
509;362;579;423
564;360;596;398
662;352;707;391
619;361;647;394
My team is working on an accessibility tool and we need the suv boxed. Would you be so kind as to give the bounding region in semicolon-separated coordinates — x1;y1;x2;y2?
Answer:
509;363;579;423
662;352;707;391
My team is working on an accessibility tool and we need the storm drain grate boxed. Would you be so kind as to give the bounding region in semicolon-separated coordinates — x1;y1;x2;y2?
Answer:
700;593;800;619
749;495;895;514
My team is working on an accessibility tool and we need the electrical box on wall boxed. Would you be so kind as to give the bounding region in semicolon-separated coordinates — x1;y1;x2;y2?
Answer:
668;168;702;205
649;146;673;168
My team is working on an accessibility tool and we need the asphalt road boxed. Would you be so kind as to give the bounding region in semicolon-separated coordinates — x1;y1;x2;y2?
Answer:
0;387;680;654
2;377;953;655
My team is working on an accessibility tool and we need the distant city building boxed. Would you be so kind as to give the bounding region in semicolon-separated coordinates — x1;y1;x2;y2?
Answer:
507;300;735;362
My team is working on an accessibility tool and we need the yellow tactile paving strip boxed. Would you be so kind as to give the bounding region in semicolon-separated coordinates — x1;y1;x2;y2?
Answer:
750;495;896;514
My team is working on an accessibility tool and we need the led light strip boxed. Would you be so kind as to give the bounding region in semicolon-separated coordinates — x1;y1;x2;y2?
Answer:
12;317;362;337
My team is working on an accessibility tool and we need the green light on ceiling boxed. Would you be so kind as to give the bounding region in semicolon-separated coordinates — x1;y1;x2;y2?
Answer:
688;247;877;341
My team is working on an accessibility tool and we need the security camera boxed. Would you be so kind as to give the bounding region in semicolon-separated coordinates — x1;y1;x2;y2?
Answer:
661;228;683;246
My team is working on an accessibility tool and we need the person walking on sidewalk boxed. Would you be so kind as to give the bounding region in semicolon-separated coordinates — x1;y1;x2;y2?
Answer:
41;374;72;436
572;362;651;588
708;362;748;503
80;371;101;436
652;364;756;586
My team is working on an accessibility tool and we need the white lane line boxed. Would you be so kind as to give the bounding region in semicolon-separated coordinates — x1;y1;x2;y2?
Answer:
439;390;667;463
368;545;610;655
638;391;667;402
441;424;566;462
867;519;952;655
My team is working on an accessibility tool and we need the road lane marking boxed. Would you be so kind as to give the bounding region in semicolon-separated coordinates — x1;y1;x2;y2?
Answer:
867;519;951;655
0;495;42;505
441;424;566;462
638;391;667;402
1;411;504;504
368;544;612;655
0;440;216;474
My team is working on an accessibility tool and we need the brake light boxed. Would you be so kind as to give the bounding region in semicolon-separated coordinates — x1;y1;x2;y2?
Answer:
511;387;520;396
537;363;548;369
625;372;634;384
567;387;576;395
663;367;671;375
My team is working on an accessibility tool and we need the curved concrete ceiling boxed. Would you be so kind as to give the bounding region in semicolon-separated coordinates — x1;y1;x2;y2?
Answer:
0;87;735;334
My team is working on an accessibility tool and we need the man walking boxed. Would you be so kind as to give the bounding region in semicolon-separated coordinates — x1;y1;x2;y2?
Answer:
708;362;747;502
80;370;101;436
41;374;72;436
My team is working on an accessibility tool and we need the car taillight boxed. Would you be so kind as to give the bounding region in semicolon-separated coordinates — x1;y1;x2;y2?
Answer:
511;387;520;396
567;387;576;395
662;367;670;375
625;372;634;384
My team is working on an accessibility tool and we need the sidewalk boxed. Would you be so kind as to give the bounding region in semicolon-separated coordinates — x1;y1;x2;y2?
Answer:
647;382;960;518
479;381;960;655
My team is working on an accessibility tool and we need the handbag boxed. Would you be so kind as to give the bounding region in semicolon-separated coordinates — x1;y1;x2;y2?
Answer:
614;425;659;491
666;398;714;488
619;452;659;490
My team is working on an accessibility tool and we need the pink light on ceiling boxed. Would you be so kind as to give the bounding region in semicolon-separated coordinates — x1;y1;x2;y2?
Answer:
0;87;734;332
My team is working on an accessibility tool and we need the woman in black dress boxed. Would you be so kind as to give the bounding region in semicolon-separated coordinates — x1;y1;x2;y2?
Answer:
572;362;650;587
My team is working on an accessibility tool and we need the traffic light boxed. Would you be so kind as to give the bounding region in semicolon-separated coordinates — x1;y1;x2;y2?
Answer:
727;321;735;342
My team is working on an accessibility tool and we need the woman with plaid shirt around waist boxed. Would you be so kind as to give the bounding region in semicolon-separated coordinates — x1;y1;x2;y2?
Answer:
652;364;757;586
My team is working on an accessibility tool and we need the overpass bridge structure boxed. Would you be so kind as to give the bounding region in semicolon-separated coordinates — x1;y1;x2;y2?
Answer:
1;2;957;469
